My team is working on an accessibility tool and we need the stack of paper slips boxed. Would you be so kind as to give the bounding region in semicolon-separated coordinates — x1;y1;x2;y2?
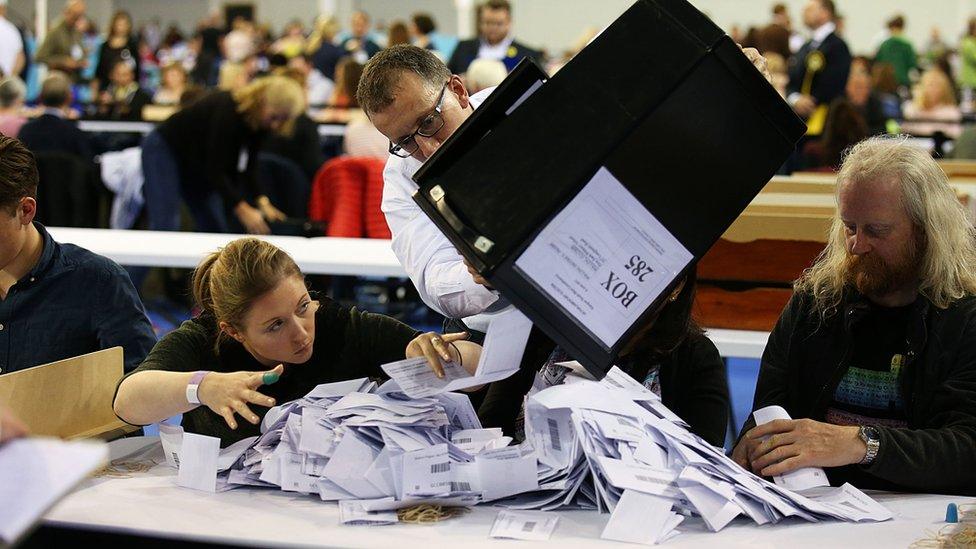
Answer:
503;366;893;544
221;376;536;519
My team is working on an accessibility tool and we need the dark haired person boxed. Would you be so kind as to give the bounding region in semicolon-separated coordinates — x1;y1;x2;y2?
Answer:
0;135;155;374
787;0;852;132
115;238;480;446
479;270;730;446
447;0;542;75
18;72;92;162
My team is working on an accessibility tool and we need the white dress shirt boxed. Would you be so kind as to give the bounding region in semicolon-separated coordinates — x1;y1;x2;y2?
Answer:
809;21;836;50
477;35;515;62
381;87;504;326
0;17;22;78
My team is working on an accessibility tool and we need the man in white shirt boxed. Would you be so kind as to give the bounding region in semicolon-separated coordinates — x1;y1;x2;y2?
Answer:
358;45;772;336
0;0;24;78
358;45;501;334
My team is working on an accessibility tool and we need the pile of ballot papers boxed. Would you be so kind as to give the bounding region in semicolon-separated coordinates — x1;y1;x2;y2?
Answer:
219;376;545;520
502;365;893;544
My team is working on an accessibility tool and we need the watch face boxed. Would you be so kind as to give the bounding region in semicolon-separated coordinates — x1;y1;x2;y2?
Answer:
864;426;880;440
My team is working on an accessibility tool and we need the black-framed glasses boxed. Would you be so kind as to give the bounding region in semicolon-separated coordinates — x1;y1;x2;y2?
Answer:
388;81;449;158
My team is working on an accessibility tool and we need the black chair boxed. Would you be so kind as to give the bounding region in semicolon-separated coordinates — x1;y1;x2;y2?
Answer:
33;152;102;228
257;152;312;218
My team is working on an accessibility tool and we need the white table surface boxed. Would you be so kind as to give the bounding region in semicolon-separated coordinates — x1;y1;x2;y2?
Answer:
46;227;407;278
43;441;969;549
75;119;346;137
47;228;770;360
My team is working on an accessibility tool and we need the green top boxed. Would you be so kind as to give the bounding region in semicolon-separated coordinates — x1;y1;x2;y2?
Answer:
35;19;82;73
962;36;976;89
117;298;419;446
875;34;917;87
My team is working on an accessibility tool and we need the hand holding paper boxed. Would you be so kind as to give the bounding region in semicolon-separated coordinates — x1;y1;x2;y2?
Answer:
744;405;842;491
404;331;472;378
382;308;533;398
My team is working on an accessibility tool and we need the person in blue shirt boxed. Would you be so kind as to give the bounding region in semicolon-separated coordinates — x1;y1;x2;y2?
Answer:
0;135;156;374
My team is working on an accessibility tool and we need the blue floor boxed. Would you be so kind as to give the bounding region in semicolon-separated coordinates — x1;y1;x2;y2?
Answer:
726;357;762;449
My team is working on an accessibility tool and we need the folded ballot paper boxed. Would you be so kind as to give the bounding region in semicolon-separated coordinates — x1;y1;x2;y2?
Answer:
169;365;893;542
380;307;533;398
213;376;534;515
502;366;893;544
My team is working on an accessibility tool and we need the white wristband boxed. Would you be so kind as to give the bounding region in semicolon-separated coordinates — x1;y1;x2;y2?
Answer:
186;371;209;405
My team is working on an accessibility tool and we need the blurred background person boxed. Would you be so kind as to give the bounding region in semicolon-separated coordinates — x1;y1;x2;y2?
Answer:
962;18;976;95
387;20;411;48
800;98;868;171
271;19;306;59
874;15;917;91
0;0;25;81
465;58;506;94
845;69;888;135
902;67;962;139
35;0;87;81
307;15;343;84
341;11;381;64
223;17;255;64
154;62;188;105
448;0;542;75
218;61;250;92
96;60;151;121
94;10;138;93
0;76;27;137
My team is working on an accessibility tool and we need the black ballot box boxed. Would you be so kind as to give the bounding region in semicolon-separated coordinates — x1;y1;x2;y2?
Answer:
412;0;806;377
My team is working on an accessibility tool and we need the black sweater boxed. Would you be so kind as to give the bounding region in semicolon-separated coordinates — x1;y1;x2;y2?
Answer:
740;290;976;495
156;91;265;206
117;299;419;447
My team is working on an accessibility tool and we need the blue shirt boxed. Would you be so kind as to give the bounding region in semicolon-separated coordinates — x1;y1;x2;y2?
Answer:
0;223;156;374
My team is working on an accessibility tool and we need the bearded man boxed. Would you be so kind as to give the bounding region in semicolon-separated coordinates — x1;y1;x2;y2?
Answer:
732;136;976;495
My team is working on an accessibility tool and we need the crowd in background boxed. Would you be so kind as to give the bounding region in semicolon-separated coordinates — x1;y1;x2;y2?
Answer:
732;0;976;171
0;0;974;243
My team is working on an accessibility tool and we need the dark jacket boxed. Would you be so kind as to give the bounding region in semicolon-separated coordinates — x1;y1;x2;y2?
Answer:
94;38;141;90
447;38;543;75
0;223;156;374
478;331;730;447
312;41;345;81
117;299;418;446
18;113;93;162
630;331;730;447
156;90;265;206
739;289;976;495
788;32;852;107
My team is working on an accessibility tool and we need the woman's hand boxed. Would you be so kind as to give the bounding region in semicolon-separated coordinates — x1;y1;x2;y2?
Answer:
406;332;470;378
196;364;283;430
234;201;271;235
256;195;287;222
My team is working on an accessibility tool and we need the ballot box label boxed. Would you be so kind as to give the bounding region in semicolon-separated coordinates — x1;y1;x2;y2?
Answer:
514;167;692;348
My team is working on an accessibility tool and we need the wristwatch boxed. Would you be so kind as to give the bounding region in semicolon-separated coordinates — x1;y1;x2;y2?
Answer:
858;425;880;465
186;371;210;405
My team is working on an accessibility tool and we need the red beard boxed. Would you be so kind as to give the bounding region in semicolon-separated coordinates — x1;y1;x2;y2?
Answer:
844;236;922;297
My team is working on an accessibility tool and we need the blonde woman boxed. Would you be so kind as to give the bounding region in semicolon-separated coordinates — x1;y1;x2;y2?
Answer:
306;15;344;81
141;75;304;237
114;238;479;446
901;68;962;138
217;61;250;92
153;62;188;105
